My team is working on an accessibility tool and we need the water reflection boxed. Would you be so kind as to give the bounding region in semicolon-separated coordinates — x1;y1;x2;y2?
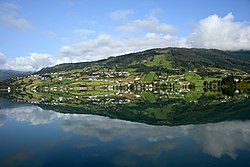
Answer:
0;102;250;164
190;121;250;159
0;104;61;126
0;114;5;127
61;117;250;159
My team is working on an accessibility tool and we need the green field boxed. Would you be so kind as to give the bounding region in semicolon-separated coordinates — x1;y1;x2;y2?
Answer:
141;72;156;83
204;77;221;82
141;92;157;103
185;72;202;80
185;72;204;87
70;81;115;87
145;55;173;69
185;91;203;101
126;68;137;72
71;90;117;96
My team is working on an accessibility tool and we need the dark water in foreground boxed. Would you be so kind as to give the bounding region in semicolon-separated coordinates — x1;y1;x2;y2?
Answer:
0;99;250;167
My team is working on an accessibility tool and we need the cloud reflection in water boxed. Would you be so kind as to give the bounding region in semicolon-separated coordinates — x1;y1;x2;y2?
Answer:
1;104;250;159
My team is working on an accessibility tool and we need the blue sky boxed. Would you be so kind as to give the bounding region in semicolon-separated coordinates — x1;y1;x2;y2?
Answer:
0;0;250;71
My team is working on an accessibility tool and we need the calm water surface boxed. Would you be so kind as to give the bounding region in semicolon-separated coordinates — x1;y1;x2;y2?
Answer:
0;100;250;167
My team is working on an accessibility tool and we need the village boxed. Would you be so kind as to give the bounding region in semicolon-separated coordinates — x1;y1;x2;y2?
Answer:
4;66;248;107
13;66;248;92
14;70;191;93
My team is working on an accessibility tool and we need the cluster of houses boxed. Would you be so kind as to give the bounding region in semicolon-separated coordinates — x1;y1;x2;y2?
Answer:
86;96;131;105
14;69;192;96
91;71;130;78
11;67;249;99
19;71;132;82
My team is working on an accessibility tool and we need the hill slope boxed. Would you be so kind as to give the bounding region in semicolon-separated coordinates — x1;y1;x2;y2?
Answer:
36;48;250;74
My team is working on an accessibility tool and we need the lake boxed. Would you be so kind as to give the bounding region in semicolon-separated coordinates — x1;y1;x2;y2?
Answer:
0;89;250;167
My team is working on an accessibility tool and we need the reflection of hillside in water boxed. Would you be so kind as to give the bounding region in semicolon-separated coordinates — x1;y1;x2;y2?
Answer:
0;103;250;159
1;88;250;126
4;86;249;105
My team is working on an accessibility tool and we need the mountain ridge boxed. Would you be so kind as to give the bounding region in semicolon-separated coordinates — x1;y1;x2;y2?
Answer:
0;70;32;80
36;47;250;74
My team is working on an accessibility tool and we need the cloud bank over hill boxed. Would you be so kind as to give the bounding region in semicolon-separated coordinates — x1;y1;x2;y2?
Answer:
60;12;250;63
1;12;250;71
188;12;250;50
0;53;56;71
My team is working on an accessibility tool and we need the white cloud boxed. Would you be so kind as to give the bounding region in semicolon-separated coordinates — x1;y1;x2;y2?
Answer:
0;2;19;12
60;12;250;63
72;28;95;35
60;34;120;61
43;31;56;37
187;12;250;50
59;11;182;62
147;8;164;17
1;53;56;71
109;9;134;21
0;2;32;29
60;33;187;62
2;12;250;71
0;14;32;29
81;20;97;25
0;52;5;64
117;16;176;35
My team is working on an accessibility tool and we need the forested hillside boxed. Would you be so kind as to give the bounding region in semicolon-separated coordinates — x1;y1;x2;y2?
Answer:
36;48;250;74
